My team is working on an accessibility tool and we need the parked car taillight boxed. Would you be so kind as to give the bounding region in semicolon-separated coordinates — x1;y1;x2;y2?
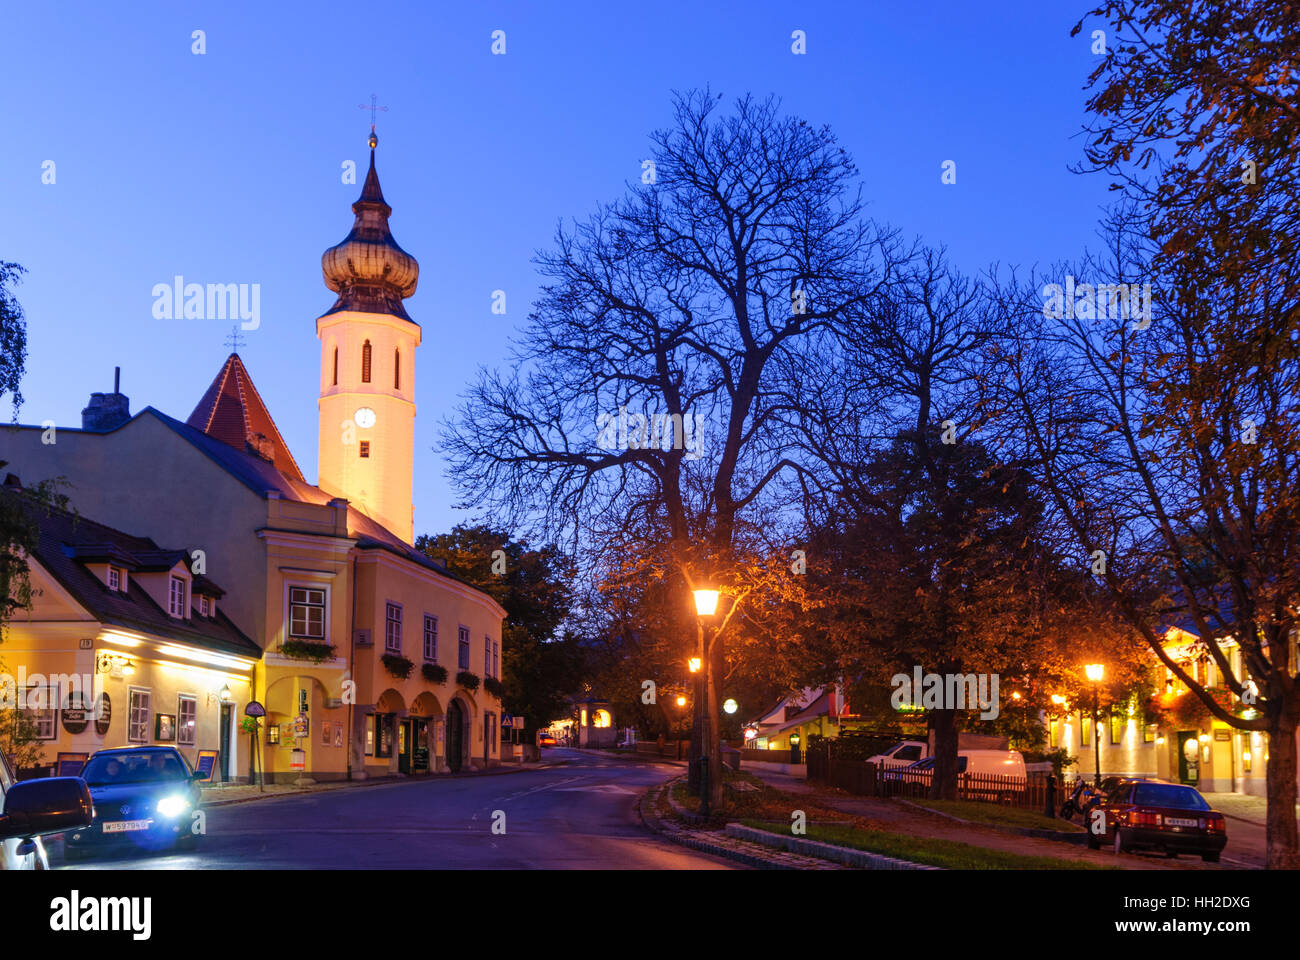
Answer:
1206;816;1225;833
1127;810;1162;828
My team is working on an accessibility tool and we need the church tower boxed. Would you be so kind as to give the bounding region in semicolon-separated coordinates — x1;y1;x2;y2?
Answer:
317;129;420;543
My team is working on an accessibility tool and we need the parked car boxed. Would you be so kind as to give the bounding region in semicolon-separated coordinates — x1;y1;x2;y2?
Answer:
1087;777;1226;862
0;750;94;870
64;746;205;860
866;740;929;770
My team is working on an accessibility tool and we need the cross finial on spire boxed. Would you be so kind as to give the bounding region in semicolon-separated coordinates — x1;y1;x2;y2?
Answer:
224;325;246;354
359;94;388;148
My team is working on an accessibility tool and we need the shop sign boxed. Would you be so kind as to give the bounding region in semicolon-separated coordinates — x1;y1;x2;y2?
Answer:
62;692;90;734
94;693;112;735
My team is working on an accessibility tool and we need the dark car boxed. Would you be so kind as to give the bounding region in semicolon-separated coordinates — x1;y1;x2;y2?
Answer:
64;747;205;859
1;750;94;870
1088;778;1227;862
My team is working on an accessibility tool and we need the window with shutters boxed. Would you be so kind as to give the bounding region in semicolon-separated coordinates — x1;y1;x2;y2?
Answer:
385;603;403;653
423;615;438;662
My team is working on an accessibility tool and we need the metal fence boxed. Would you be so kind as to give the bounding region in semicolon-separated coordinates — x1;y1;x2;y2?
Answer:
809;755;1081;813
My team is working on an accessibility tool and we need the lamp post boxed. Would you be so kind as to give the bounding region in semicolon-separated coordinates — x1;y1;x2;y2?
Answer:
1085;663;1104;786
693;588;720;817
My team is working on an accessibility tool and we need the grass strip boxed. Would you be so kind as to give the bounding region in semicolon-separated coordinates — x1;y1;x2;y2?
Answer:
739;819;1112;870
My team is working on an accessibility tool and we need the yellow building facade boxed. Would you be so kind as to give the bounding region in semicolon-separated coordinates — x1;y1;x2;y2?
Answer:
0;131;506;783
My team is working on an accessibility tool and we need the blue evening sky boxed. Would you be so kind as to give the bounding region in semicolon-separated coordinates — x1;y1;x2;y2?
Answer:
1;0;1109;539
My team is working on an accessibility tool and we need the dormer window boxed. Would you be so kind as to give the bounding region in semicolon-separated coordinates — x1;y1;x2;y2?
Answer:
107;567;121;591
199;595;212;618
168;575;187;617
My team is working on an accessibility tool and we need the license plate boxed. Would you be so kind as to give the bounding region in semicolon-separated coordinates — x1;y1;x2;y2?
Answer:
103;819;152;833
1166;817;1199;828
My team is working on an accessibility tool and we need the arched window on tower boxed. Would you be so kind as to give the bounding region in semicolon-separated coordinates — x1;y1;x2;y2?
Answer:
395;348;401;390
362;340;372;383
332;347;338;386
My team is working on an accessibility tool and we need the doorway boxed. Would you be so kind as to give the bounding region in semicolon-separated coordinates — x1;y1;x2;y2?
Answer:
1177;730;1199;785
446;701;465;773
219;704;233;782
398;720;411;774
412;719;429;772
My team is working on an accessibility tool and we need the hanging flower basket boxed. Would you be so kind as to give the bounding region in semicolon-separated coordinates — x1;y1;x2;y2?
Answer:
381;654;415;680
421;663;448;684
280;640;336;663
455;671;480;692
483;676;505;699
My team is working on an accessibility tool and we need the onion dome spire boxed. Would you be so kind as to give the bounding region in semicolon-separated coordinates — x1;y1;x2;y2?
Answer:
321;130;419;321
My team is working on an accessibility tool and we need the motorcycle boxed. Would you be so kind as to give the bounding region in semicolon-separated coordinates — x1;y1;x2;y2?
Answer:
1059;779;1104;821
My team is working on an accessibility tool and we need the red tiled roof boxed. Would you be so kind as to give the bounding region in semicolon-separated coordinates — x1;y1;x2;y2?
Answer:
186;354;305;483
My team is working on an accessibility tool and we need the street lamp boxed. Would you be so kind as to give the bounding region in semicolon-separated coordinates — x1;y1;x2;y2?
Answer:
693;589;719;617
1085;663;1104;786
692;587;719;817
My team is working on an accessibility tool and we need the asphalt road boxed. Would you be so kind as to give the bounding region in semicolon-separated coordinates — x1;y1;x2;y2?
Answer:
56;749;739;870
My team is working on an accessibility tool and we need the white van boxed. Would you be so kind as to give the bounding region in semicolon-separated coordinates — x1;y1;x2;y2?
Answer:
955;749;1025;778
867;740;929;770
909;749;1026;778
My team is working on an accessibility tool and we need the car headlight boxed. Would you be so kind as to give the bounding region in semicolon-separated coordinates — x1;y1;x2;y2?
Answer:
156;795;190;818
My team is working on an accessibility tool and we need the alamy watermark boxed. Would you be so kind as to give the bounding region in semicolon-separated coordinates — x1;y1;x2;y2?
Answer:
890;666;1000;720
1042;276;1152;329
595;407;704;461
152;275;260;330
0;669;105;711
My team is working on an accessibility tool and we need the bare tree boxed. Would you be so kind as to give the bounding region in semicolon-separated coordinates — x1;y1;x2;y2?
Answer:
443;91;904;805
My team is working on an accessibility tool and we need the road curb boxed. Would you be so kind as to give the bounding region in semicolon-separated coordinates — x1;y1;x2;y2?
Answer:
724;823;940;870
636;779;843;870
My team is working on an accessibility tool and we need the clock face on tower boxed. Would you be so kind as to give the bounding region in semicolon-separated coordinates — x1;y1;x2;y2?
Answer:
354;407;377;429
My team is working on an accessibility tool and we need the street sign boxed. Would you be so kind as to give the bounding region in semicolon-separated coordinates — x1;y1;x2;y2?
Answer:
501;715;513;728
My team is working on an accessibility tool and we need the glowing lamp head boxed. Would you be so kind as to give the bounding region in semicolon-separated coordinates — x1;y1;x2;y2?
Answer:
693;589;720;617
1085;663;1104;683
1050;694;1066;705
675;696;687;708
219;684;232;703
723;698;738;715
688;657;702;673
743;726;757;740
121;661;135;676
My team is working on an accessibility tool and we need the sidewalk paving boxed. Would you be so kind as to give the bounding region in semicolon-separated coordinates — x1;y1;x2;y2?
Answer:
744;767;1235;870
1201;792;1294;828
